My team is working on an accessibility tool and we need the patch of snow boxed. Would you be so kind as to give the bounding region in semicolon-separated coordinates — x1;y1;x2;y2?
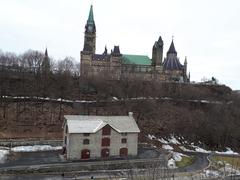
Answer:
113;97;118;101
194;146;211;153
158;138;168;144
167;158;176;169
11;145;62;152
167;152;189;169
162;145;174;150
220;163;240;176
168;135;180;145
179;146;194;152
147;134;156;140
215;147;239;155
203;170;220;178
0;149;9;164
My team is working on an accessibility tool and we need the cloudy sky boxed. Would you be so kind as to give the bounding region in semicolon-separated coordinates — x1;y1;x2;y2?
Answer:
0;0;239;90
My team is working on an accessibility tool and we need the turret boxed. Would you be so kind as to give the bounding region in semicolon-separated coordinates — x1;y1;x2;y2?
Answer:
184;56;187;75
111;46;122;57
82;5;96;54
167;40;177;58
42;48;50;73
152;36;163;67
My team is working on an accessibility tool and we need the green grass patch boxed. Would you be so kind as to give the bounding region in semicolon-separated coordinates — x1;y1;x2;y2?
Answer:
212;155;240;168
176;156;195;168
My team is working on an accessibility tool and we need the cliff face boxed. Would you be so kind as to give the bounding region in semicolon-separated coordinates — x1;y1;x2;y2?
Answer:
0;80;239;151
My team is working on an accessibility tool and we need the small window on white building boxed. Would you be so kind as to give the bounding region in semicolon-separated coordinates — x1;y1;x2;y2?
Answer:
122;133;127;136
121;138;127;144
83;139;90;145
84;133;90;136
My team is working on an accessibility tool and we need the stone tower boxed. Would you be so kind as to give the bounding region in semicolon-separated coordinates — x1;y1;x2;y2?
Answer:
81;5;96;77
152;36;163;71
83;5;96;54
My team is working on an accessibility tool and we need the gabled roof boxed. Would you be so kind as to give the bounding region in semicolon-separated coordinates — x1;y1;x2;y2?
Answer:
122;54;151;66
64;115;140;134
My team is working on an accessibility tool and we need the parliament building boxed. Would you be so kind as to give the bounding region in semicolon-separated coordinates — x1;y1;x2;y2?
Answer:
80;5;190;82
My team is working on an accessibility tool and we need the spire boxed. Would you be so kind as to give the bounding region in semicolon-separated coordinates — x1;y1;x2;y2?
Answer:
158;36;163;44
184;56;187;64
103;45;108;55
167;40;177;55
87;5;95;25
45;48;48;57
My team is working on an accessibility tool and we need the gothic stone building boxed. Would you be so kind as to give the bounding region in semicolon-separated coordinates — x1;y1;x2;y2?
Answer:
81;5;190;82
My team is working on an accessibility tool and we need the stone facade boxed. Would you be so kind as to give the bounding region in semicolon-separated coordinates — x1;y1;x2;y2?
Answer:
80;5;190;82
63;113;140;160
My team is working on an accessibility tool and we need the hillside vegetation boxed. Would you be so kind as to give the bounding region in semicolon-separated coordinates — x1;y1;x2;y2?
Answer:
0;50;240;152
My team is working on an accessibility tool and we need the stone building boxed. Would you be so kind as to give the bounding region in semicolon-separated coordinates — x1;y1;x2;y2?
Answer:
81;5;190;82
62;112;140;160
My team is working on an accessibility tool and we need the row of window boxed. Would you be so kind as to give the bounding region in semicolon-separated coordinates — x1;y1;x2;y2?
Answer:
83;138;127;146
66;125;128;137
81;147;128;159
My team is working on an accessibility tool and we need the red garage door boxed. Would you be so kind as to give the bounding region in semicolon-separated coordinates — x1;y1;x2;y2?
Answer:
81;149;90;159
101;148;110;158
120;148;128;157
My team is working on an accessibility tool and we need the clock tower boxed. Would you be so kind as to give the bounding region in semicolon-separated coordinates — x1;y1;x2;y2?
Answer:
83;5;96;54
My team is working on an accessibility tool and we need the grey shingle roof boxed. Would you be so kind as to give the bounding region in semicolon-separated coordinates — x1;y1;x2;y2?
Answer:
162;57;183;71
167;40;177;55
64;115;140;134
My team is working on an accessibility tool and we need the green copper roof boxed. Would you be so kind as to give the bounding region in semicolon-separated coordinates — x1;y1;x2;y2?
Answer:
122;54;151;65
87;5;94;25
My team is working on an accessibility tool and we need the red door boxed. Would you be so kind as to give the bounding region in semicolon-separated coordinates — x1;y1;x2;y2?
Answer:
81;149;90;159
120;148;128;157
101;148;110;158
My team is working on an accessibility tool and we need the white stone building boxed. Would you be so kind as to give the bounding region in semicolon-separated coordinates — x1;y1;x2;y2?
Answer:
62;112;140;160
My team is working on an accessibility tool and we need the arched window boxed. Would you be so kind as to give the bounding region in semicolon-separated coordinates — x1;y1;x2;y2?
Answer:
102;125;111;135
83;139;90;145
101;137;110;147
120;148;128;157
101;148;110;158
81;149;90;159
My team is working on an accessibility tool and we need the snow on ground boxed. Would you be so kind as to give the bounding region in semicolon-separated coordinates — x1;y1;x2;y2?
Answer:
180;145;239;155
167;135;180;145
220;163;240;176
167;152;189;169
0;149;9;164
179;146;194;152
180;145;211;153
215;147;239;155
168;158;176;169
202;169;220;178
158;138;168;144
147;134;156;140
201;163;240;178
162;145;174;150
11;145;62;152
192;145;211;153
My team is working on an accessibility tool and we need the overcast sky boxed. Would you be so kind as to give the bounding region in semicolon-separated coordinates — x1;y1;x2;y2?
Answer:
0;0;239;90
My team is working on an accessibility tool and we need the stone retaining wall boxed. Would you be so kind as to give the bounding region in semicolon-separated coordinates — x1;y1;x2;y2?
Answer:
0;139;62;147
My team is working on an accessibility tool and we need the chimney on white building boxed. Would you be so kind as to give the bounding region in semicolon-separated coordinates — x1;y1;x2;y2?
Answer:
128;112;133;117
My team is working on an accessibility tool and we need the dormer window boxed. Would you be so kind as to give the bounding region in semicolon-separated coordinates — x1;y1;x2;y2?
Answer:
102;125;111;136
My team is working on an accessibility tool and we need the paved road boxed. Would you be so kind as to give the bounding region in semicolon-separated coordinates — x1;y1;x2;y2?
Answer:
176;152;210;173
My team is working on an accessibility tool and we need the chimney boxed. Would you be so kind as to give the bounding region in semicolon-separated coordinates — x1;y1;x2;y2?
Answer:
128;112;133;117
